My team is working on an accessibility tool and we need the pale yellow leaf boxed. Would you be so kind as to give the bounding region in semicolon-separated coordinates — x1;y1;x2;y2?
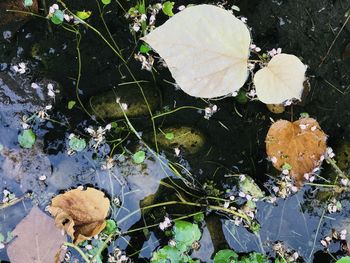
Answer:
142;4;251;98
254;54;307;104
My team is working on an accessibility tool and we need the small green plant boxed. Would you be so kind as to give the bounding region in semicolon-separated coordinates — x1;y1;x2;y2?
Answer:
18;129;36;148
133;150;146;164
213;249;268;263
151;220;201;263
68;135;86;152
336;257;350;263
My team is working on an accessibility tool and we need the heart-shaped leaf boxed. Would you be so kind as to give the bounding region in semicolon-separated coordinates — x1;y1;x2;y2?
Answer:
48;187;110;244
265;118;327;184
142;4;251;98
254;54;307;104
7;206;66;263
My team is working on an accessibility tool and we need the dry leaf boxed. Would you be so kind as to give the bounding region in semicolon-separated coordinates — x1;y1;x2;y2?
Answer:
141;4;251;98
254;54;307;104
7;206;66;263
266;118;327;184
48;187;110;244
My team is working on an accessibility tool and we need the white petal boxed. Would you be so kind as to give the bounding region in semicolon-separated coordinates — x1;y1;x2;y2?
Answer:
141;5;251;98
254;54;306;104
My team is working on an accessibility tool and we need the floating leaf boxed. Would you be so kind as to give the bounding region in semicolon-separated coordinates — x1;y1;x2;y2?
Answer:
240;252;268;263
68;100;76;109
101;0;111;5
165;132;175;140
68;136;86;152
76;10;92;20
18;129;36;148
48;187;110;244
142;5;251;98
266;118;327;184
337;257;350;263
103;219;117;235
213;249;238;263
173;220;201;252
162;1;175;17
133;150;146;164
254;54;306;104
239;175;265;199
140;43;151;54
7;206;66;263
151;245;184;263
51;9;64;25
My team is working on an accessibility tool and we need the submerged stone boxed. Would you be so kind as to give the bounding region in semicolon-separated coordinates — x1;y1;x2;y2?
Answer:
89;82;159;120
266;103;285;114
150;126;206;155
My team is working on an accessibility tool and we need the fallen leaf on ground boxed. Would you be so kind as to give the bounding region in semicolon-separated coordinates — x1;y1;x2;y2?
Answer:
142;4;251;98
265;118;327;184
254;54;307;104
48;187;110;244
7;206;66;263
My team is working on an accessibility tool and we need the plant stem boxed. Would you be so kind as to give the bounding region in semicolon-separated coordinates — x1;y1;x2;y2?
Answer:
64;242;90;263
152;106;204;120
326;158;348;179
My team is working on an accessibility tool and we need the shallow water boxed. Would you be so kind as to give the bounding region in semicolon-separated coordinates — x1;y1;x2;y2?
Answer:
0;0;350;262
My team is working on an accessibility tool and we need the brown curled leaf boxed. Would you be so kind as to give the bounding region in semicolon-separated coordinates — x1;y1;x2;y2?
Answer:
48;187;110;244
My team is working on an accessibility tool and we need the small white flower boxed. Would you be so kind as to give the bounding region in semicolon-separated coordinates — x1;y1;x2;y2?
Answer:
239;174;246;181
240;17;247;23
39;175;47;181
3;30;12;40
223;201;229;208
271;156;277;164
68;133;75;139
282;169;289;175
299;124;307;130
47;83;56;98
320;240;328;247
174;147;180;156
140;14;147;22
291;186;298;192
105;124;112;130
45;105;53;110
85;244;93;250
121;103;128;110
31;82;40;89
255;47;261;52
248;89;256;97
178;5;185;11
272;186;280;193
132;23;140;32
12;62;26;74
238;192;246;198
229;195;235;201
169;240;176;247
341;178;348;186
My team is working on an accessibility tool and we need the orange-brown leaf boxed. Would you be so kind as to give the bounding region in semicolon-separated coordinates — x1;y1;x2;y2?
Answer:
266;118;327;184
48;187;110;244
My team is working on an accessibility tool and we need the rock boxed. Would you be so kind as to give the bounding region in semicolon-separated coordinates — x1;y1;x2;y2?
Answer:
150;126;206;155
266;103;285;114
89;82;160;120
0;0;38;41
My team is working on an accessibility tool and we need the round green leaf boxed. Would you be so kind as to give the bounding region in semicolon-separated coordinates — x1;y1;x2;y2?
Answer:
165;132;175;140
51;10;64;25
102;0;111;5
133;150;146;164
213;249;238;263
337;257;350;263
151;246;183;263
103;219;117;235
68;137;86;152
68;100;76;109
18;129;36;149
173;221;201;252
140;44;151;54
76;11;91;20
